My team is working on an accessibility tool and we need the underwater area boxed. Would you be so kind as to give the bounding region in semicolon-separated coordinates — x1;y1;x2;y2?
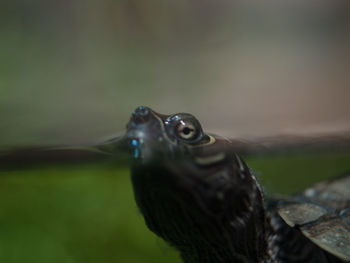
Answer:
0;151;349;262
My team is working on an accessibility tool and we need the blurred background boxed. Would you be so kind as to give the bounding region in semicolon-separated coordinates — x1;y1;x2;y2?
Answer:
0;0;349;262
1;0;349;146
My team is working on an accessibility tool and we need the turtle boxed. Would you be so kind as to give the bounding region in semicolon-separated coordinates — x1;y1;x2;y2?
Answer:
0;106;349;263
125;106;350;263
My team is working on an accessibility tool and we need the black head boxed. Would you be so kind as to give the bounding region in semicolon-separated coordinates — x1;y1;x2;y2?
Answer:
126;106;212;163
126;106;268;262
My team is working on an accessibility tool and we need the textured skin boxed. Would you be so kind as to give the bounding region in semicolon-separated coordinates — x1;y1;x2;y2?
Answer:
131;153;271;263
127;107;349;263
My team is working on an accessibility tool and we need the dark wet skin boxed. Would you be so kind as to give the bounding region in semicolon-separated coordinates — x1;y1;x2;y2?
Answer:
126;106;349;263
126;106;266;263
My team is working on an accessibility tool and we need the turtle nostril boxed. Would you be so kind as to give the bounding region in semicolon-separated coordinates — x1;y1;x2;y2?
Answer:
133;106;150;117
132;106;151;123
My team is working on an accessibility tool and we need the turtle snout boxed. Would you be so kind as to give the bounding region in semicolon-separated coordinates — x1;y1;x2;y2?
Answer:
126;106;155;139
131;106;151;124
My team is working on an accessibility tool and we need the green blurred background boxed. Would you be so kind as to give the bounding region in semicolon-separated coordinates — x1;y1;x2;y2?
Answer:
0;0;350;262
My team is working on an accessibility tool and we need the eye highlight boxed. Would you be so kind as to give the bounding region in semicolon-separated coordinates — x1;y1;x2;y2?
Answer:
177;121;197;140
166;113;204;143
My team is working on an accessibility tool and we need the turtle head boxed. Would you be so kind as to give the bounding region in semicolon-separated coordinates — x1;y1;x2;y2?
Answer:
126;106;268;262
126;106;212;164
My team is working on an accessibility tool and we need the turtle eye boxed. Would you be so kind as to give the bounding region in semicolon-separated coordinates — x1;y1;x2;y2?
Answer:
176;121;198;140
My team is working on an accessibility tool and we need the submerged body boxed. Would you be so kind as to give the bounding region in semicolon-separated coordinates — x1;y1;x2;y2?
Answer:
126;106;349;263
